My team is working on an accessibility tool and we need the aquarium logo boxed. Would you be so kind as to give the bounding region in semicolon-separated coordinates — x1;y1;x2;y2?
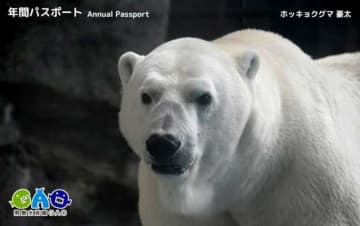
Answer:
9;187;72;217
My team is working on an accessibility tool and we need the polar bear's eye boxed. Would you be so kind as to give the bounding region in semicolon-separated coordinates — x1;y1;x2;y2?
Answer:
141;93;152;105
196;93;212;106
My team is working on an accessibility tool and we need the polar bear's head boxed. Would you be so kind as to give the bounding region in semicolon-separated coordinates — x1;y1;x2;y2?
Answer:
118;38;259;214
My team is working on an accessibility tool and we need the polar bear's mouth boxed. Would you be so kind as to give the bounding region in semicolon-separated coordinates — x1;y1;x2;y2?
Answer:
150;152;195;176
151;164;189;175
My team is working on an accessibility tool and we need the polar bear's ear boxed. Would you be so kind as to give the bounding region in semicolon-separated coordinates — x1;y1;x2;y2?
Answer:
236;51;259;80
117;51;144;86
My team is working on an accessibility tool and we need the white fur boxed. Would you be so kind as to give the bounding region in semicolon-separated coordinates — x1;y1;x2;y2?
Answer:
118;29;360;226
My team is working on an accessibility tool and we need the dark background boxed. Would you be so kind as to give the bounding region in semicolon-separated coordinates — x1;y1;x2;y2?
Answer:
0;0;359;225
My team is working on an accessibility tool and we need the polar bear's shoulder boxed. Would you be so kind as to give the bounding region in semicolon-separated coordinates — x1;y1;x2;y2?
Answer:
317;52;360;65
316;52;360;79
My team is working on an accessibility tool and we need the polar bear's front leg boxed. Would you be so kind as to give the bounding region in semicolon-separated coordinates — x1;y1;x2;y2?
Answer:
138;161;237;226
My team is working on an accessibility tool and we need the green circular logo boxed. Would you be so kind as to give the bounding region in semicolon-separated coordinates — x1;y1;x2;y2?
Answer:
9;189;32;209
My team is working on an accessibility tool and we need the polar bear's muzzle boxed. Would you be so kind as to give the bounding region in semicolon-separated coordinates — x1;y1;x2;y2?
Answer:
146;133;193;175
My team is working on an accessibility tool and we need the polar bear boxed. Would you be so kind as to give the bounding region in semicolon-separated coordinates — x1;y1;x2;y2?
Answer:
117;29;360;226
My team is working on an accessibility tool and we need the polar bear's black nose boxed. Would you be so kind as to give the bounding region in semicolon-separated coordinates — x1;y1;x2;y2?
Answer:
146;134;181;161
